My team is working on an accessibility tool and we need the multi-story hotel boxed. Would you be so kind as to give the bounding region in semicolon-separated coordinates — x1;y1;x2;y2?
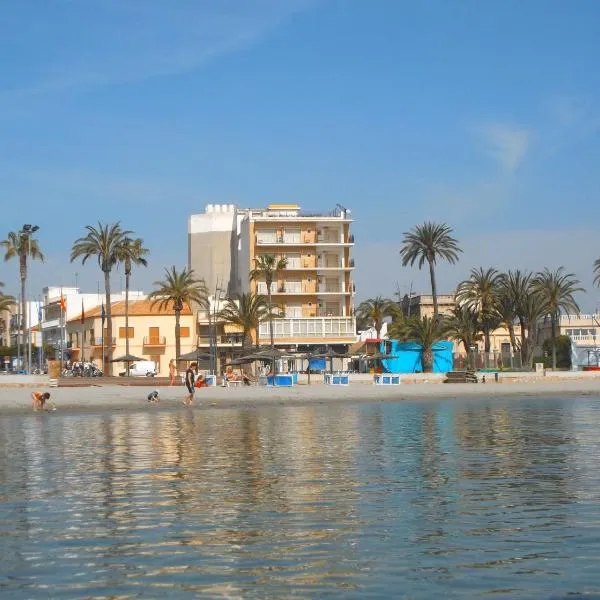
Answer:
189;203;356;351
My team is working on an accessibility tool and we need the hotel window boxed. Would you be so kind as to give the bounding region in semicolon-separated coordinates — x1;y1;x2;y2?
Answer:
119;327;134;338
180;327;190;338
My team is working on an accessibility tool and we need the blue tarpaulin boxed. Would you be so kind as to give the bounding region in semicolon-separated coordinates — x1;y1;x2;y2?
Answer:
308;357;326;371
380;340;453;373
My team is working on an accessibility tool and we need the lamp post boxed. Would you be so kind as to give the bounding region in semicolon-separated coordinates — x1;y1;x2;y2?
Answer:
209;286;224;374
19;224;39;374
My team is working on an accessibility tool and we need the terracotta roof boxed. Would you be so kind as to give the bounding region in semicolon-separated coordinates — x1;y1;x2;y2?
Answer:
67;299;193;323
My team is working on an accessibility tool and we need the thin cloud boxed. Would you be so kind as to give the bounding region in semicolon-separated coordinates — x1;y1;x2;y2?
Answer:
477;123;532;172
0;0;316;102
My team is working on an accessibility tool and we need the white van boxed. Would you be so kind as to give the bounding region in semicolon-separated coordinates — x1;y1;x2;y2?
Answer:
119;361;157;377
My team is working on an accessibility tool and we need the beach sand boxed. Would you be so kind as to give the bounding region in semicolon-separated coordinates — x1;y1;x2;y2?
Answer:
2;379;600;415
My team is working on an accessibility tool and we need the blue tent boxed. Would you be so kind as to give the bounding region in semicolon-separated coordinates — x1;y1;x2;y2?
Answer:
308;357;327;371
380;340;453;374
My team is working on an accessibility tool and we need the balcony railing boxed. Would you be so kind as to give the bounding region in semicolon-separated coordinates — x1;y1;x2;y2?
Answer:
143;336;166;346
258;316;355;340
256;236;354;246
91;337;116;346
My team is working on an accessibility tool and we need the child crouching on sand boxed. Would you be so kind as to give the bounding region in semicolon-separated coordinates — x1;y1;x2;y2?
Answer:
147;390;160;404
31;391;51;411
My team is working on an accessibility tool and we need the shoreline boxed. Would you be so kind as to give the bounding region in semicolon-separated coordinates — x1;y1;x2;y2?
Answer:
1;379;600;416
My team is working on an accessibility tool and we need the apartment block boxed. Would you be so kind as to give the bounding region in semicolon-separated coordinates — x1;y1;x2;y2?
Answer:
189;203;356;350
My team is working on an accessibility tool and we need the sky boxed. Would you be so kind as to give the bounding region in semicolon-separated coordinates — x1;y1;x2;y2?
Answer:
1;0;600;309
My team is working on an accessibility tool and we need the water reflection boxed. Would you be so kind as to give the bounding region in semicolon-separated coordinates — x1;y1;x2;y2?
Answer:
1;397;600;598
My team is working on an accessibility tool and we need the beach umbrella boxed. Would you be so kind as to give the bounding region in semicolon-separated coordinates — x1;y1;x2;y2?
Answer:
178;349;212;361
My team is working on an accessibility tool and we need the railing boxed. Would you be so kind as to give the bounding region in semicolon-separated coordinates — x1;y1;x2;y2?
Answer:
560;314;600;322
92;337;116;346
568;335;599;344
143;336;166;345
197;335;244;345
258;316;355;340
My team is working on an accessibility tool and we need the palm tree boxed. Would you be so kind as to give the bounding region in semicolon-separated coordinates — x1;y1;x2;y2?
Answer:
533;267;583;370
0;281;15;315
445;304;481;353
499;270;533;363
456;267;502;354
400;222;462;318
148;267;208;368
116;237;149;362
1;231;44;370
397;316;449;373
218;292;272;349
71;222;131;375
249;254;287;347
356;296;395;339
519;289;548;370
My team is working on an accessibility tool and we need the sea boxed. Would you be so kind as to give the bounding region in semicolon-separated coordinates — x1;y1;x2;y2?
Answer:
1;396;600;599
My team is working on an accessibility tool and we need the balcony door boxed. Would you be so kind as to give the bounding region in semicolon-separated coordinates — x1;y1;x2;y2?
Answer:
149;327;160;344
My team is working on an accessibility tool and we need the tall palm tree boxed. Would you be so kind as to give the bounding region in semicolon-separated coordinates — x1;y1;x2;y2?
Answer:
1;231;44;371
249;254;287;348
593;258;600;287
71;222;131;375
395;315;449;373
0;282;15;314
218;292;272;349
533;267;583;370
356;296;396;339
456;267;502;354
148;267;208;368
499;269;533;362
400;222;462;318
519;288;548;370
116;237;149;361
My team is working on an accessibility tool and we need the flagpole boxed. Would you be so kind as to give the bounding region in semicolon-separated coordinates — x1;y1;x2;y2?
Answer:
59;289;64;375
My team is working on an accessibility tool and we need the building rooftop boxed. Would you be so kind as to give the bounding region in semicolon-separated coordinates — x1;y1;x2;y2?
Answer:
67;299;193;323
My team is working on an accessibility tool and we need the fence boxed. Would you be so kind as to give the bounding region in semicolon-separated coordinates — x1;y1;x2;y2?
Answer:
453;351;525;371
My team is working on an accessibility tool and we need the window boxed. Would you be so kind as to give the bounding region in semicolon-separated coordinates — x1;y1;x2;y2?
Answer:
119;327;134;338
180;327;190;338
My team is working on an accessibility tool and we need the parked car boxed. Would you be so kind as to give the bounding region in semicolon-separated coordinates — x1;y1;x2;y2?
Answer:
119;361;157;377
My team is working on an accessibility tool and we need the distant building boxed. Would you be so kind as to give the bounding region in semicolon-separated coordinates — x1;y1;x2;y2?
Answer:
41;286;145;359
66;299;195;377
189;203;356;352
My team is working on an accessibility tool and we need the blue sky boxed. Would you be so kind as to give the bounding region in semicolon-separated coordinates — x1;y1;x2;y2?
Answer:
1;0;600;308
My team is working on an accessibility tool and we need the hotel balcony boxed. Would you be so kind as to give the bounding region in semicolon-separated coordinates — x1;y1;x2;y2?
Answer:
255;235;354;247
143;336;167;347
91;337;116;346
257;284;354;296
258;316;356;342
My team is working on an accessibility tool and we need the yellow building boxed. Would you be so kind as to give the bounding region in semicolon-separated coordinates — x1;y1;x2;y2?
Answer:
66;299;196;376
189;203;357;351
240;204;356;349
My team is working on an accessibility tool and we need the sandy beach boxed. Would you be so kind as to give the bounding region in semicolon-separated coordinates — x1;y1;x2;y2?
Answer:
2;378;600;415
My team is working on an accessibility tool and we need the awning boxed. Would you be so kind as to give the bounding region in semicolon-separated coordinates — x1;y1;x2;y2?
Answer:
223;323;244;334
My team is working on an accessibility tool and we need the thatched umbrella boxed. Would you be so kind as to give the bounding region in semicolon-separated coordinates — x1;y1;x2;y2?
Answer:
110;353;144;376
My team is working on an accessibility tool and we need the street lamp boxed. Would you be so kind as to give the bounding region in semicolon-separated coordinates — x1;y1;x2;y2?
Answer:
19;224;39;374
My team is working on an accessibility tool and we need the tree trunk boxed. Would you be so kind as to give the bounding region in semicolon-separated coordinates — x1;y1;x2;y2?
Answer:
175;309;181;371
104;270;113;376
267;284;274;349
125;271;130;364
422;347;433;373
508;322;517;354
519;316;527;365
551;312;557;370
428;260;438;318
484;324;491;354
20;253;27;373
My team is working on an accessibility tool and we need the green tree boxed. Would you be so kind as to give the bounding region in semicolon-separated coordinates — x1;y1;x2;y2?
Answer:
445;304;482;354
0;282;15;347
116;237;149;361
394;315;449;373
456;267;502;354
70;222;131;375
148;267;208;368
542;335;572;369
498;270;533;363
400;222;462;318
249;254;287;348
1;231;44;371
218;292;273;349
533;267;583;370
356;296;396;339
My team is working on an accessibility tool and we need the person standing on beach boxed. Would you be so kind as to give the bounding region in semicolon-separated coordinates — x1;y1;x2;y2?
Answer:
169;359;176;386
184;362;197;405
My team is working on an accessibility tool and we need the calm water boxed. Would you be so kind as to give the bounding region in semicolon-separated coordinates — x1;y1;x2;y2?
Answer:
1;397;600;599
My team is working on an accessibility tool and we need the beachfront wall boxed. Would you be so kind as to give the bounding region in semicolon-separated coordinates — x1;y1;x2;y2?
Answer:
381;340;454;374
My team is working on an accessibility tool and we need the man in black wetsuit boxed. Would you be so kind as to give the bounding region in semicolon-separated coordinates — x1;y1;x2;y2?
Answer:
184;362;197;406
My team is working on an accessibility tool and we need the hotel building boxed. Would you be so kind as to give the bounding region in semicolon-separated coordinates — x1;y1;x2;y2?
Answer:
189;203;356;351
